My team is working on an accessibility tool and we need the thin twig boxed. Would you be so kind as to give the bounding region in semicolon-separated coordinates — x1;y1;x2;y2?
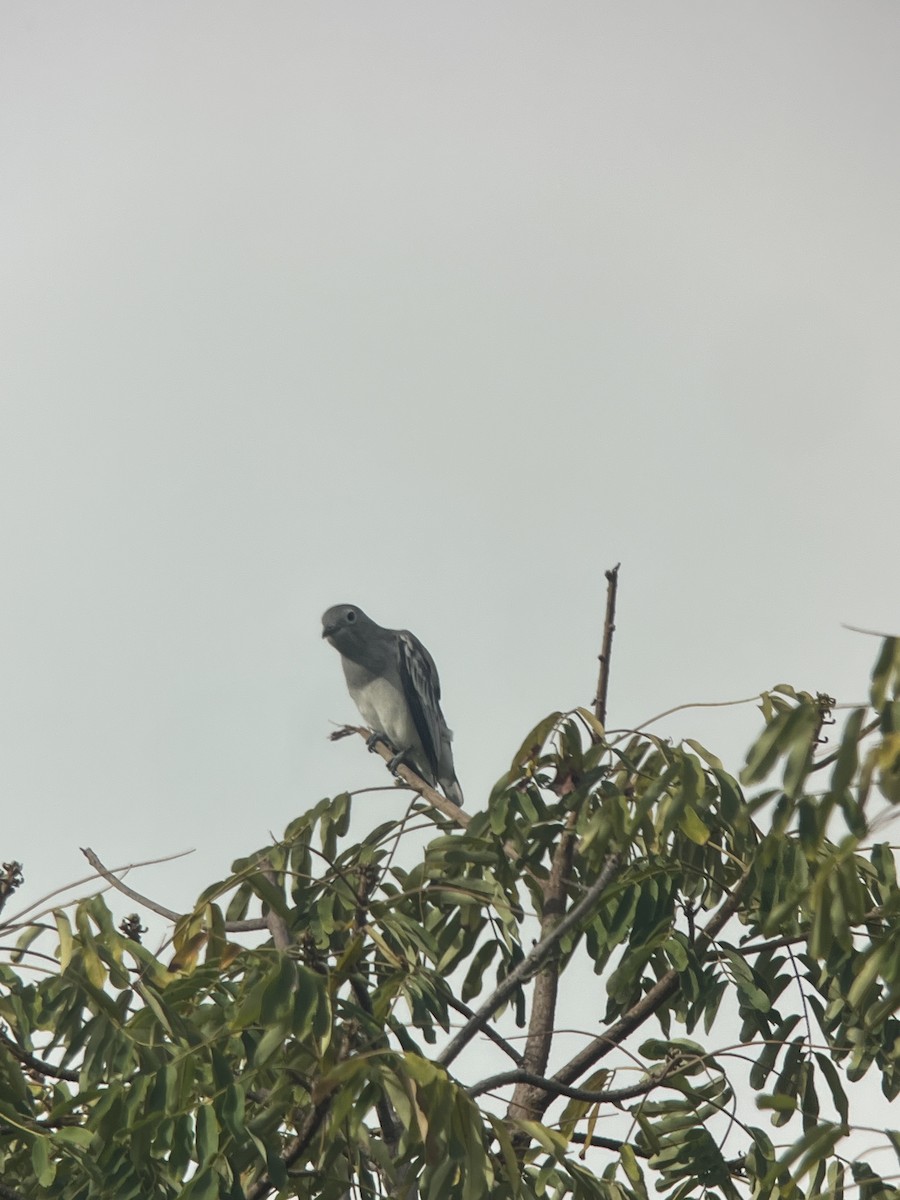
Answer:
621;695;762;738
842;624;898;639
593;563;620;730
436;852;622;1071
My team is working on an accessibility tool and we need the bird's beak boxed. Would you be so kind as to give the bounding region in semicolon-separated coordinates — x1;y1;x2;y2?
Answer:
322;625;335;639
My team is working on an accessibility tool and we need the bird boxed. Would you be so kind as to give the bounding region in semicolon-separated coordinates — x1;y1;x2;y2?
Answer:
321;604;464;806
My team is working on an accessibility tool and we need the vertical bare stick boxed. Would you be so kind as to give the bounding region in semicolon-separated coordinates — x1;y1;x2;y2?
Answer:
593;563;621;729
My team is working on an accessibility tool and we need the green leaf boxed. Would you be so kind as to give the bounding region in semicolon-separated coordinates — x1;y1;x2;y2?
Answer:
54;911;74;971
195;1103;219;1165
677;805;710;845
32;1136;56;1188
510;712;562;770
870;637;900;709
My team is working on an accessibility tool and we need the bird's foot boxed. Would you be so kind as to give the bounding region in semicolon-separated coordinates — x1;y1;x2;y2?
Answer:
387;751;410;776
366;731;397;756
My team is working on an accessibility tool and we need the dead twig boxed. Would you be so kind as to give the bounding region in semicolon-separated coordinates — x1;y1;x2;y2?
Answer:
593;563;620;731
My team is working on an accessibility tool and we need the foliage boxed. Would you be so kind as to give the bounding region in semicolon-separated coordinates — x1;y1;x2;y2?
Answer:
1;640;900;1199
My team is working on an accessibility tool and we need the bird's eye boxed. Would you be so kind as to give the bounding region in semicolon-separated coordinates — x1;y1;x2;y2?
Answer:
346;610;356;622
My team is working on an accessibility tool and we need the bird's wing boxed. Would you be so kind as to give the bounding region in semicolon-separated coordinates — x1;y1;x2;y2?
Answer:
397;630;443;779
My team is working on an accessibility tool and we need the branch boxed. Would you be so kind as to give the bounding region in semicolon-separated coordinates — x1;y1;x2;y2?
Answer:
568;1131;650;1154
549;864;753;1092
444;994;523;1066
80;848;181;921
507;811;577;1123
80;848;270;933
436;852;622;1071
842;623;898;639
333;727;472;827
593;563;620;729
244;1100;331;1200
470;1067;673;1104
259;863;293;951
0;1029;80;1083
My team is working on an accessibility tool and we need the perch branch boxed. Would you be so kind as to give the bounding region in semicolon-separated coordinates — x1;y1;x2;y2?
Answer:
330;726;471;827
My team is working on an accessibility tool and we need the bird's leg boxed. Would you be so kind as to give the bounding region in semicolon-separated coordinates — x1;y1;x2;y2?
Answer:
386;749;412;776
366;730;397;756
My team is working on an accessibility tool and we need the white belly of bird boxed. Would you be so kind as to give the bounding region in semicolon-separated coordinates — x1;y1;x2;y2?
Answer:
353;676;418;753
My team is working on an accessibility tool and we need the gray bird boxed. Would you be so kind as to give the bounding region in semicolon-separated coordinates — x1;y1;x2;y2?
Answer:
321;604;464;806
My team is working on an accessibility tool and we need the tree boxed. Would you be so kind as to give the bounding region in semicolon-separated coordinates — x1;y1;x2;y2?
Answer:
2;586;900;1200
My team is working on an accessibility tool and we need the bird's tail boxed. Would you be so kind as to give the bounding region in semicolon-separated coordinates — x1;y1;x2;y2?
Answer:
442;774;464;807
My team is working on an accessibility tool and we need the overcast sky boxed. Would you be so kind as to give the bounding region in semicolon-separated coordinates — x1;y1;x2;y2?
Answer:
2;4;899;930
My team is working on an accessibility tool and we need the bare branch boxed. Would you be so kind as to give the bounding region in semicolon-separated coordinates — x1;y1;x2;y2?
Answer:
593;563;620;729
81;848;182;921
437;852;622;1071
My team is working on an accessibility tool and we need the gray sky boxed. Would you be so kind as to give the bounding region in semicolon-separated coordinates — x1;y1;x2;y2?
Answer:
2;4;899;926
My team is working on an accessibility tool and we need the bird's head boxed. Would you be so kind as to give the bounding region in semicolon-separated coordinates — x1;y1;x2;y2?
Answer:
321;603;371;651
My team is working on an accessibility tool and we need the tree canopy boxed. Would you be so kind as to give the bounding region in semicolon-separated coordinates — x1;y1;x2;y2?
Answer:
2;614;900;1200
